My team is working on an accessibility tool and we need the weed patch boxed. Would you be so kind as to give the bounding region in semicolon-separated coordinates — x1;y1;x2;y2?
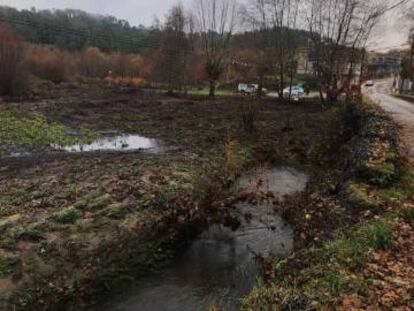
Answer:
0;256;17;277
344;182;378;209
15;222;45;241
51;207;81;224
0;112;94;156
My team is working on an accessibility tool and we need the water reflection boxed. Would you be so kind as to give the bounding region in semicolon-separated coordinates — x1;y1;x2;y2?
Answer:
54;134;163;153
103;167;307;311
105;208;292;311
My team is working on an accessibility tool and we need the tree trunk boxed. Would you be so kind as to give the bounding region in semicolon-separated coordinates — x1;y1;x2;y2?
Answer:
318;85;326;106
257;75;264;98
288;68;294;104
209;80;215;99
278;65;285;100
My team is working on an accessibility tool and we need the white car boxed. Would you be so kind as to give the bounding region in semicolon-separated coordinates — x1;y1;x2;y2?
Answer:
283;86;305;99
365;80;374;87
238;83;267;95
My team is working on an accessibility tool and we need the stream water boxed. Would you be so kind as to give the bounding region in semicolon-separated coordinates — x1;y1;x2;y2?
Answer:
102;167;308;311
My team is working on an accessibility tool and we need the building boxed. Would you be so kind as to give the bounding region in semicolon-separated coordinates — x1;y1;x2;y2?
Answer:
296;46;362;84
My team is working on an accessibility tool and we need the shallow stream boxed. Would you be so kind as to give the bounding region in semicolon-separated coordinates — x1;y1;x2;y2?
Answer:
102;167;308;311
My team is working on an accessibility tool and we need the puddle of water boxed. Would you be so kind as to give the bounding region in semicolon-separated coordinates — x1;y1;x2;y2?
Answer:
235;166;309;198
102;167;307;311
53;134;164;153
8;152;32;158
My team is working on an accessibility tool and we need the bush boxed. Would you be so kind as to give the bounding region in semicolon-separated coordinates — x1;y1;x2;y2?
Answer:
0;27;27;95
109;53;142;78
26;45;73;83
77;47;109;78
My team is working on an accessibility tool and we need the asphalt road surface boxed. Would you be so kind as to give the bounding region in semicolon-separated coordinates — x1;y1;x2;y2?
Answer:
365;79;414;165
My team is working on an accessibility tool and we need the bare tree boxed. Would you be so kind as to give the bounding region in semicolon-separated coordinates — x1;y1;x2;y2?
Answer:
305;0;407;103
0;28;26;95
248;0;302;100
157;4;191;93
240;2;272;97
194;0;239;98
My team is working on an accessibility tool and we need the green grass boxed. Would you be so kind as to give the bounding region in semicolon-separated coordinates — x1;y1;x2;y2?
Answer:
0;112;95;155
401;207;414;222
241;219;393;310
345;182;378;209
0;256;16;277
0;219;11;233
51;207;81;224
324;220;392;270
15;222;45;241
186;87;236;97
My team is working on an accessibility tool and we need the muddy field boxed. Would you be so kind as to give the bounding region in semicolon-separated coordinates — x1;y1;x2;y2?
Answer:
0;82;349;310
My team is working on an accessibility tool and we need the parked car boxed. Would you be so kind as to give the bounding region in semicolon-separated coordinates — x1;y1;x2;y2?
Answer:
238;83;267;95
283;86;305;99
365;80;375;87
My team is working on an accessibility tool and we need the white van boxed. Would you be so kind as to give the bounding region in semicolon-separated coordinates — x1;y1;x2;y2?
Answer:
238;84;267;95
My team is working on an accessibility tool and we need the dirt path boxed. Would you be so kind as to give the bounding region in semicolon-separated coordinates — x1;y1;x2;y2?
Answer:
366;80;414;169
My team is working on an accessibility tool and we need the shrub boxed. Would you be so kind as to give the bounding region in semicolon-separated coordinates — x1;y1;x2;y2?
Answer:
241;98;257;133
77;47;109;78
108;53;128;78
0;27;27;95
26;45;73;83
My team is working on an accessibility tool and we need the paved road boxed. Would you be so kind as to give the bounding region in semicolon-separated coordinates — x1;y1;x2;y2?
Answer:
366;80;414;124
365;79;414;164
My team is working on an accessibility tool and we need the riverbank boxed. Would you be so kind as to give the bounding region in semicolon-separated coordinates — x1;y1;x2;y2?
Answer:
0;82;343;310
241;99;414;310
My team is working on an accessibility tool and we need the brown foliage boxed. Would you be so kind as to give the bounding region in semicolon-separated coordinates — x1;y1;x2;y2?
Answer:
0;27;27;95
26;46;73;83
77;47;108;78
104;53;142;78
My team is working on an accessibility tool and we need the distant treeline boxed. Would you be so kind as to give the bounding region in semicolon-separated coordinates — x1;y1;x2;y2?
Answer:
0;6;153;53
0;6;313;54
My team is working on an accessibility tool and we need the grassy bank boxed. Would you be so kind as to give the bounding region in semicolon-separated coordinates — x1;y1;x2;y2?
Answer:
241;99;414;310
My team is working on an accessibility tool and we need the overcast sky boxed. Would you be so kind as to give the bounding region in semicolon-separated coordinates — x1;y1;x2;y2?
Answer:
0;0;193;26
0;0;410;51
